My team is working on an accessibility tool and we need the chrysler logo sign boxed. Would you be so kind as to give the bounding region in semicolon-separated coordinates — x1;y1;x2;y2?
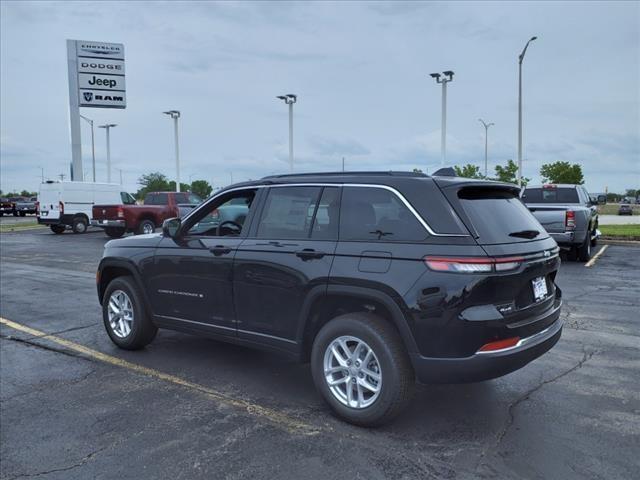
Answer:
83;92;93;102
79;42;124;59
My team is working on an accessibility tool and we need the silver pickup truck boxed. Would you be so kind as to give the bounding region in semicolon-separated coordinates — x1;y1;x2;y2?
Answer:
521;184;599;262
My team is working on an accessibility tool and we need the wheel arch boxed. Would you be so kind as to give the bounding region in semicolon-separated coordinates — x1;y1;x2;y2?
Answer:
296;285;419;363
97;259;151;311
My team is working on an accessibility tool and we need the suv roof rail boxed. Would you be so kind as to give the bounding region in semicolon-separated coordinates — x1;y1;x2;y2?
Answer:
262;171;429;180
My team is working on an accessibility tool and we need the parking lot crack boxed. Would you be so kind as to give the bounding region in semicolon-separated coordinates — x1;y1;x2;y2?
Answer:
498;349;597;444
5;444;109;480
476;348;599;473
22;322;99;340
0;334;95;363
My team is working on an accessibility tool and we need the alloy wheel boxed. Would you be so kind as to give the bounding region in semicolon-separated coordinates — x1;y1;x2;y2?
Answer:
107;290;134;338
323;335;382;409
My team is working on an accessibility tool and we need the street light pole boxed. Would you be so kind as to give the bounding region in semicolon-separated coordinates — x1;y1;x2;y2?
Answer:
430;71;454;166
518;36;537;187
478;119;495;177
98;124;117;183
277;94;297;172
163;110;181;192
80;115;96;182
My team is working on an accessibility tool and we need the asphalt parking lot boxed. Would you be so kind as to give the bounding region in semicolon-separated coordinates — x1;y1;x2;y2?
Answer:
1;229;639;479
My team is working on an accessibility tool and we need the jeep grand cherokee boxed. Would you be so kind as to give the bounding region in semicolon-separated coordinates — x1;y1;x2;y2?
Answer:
97;171;562;426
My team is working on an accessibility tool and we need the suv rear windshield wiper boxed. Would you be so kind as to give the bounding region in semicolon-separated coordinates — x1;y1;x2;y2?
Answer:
508;229;540;239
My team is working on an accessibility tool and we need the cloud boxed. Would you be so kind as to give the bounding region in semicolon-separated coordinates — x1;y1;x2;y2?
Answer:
308;136;370;157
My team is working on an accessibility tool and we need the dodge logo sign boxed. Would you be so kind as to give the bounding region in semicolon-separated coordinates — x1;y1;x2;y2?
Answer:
83;92;93;102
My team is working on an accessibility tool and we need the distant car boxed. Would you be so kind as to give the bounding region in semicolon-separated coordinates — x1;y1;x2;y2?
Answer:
0;197;14;216
521;184;599;262
14;197;37;216
91;191;202;238
618;204;633;216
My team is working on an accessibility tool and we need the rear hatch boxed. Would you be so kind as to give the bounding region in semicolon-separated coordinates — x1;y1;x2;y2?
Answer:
92;205;123;221
38;187;61;220
436;180;561;342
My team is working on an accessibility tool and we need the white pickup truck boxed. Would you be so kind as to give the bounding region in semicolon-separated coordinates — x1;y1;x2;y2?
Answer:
521;184;599;262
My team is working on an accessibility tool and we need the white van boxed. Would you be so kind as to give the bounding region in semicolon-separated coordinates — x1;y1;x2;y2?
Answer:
38;181;130;234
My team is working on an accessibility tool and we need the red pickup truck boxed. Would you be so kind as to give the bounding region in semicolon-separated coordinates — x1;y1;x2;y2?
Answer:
91;191;202;238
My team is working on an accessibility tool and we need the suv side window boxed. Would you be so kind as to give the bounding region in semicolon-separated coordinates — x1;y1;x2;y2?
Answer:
311;187;340;240
186;189;256;237
339;186;426;242
256;187;321;239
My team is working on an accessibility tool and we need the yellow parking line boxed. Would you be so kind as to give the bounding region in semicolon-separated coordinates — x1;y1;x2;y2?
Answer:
585;244;609;268
0;316;319;436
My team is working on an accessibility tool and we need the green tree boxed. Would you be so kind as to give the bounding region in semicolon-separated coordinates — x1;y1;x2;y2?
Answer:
168;181;191;193
454;164;484;179
136;172;171;198
412;168;423;174
494;159;529;186
624;188;637;198
190;180;213;198
539;161;584;184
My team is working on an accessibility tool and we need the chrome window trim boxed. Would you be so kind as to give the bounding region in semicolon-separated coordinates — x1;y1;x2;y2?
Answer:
185;182;469;238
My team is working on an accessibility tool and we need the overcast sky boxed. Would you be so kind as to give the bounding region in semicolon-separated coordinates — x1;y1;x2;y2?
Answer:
1;1;638;195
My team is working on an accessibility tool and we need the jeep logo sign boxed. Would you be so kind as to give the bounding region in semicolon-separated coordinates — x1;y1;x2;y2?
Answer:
79;73;125;91
72;39;126;109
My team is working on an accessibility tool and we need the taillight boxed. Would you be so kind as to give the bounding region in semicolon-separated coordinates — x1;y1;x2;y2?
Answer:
117;207;124;218
59;201;64;214
424;256;524;273
565;210;576;230
478;337;521;353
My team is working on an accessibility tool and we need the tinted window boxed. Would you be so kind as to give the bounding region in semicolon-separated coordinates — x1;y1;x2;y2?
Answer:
339;187;426;242
257;187;321;239
459;188;548;244
522;187;580;204
187;189;256;236
174;192;202;204
311;187;340;240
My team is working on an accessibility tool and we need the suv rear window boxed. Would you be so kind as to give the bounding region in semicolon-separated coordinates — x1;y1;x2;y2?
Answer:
458;188;547;244
522;187;579;203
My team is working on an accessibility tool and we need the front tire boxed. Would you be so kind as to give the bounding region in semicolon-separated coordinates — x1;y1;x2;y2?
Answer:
311;312;414;427
105;227;126;238
102;276;157;350
19;212;26;217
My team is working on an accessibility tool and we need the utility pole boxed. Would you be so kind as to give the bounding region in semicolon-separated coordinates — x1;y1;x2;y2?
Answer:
163;110;181;192
518;36;537;187
276;94;297;172
342;157;345;172
80;115;96;182
478;119;495;177
429;71;455;166
98;124;117;183
38;166;44;183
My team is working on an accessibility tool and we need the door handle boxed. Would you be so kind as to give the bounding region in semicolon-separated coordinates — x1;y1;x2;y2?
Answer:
209;245;232;256
295;248;325;260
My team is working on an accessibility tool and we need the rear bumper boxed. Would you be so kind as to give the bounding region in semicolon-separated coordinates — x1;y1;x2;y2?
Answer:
550;231;586;248
91;219;125;228
411;305;563;384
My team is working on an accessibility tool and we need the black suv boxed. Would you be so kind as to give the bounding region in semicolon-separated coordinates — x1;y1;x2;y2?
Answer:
97;172;562;426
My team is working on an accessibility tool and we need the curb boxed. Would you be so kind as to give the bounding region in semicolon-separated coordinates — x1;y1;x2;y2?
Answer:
600;238;640;246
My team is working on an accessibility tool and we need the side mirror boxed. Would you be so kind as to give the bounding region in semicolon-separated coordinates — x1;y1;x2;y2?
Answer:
162;217;181;238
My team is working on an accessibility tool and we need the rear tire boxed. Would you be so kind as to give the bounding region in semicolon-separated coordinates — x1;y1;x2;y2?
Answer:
102;276;157;350
137;219;155;235
19;212;26;217
311;312;415;427
50;225;65;234
105;227;126;238
578;234;591;262
72;216;88;234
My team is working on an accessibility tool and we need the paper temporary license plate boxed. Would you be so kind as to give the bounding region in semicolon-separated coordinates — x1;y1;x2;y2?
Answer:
532;276;548;301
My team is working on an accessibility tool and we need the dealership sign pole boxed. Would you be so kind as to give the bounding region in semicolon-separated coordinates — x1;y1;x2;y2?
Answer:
66;40;126;182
